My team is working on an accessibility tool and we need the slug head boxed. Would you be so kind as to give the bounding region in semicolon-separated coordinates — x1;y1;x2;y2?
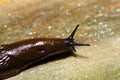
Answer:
64;24;90;52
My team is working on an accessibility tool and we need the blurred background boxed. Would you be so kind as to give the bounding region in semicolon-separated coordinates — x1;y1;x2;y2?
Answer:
0;0;120;80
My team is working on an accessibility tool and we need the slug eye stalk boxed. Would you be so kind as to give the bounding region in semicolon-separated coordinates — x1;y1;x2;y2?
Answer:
64;24;90;52
0;24;90;79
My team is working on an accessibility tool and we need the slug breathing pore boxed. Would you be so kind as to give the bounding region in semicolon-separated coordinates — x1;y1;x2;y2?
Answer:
64;24;90;52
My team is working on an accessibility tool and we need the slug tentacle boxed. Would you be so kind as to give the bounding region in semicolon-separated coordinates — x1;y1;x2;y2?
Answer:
64;24;90;51
0;24;90;79
68;24;79;40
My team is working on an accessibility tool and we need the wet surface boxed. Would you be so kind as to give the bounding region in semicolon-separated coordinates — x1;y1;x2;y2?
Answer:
0;0;120;80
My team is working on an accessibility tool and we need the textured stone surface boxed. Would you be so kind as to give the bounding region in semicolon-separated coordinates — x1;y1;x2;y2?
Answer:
0;0;120;80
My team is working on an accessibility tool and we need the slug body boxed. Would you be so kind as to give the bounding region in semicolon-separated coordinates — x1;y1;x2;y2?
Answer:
0;25;90;79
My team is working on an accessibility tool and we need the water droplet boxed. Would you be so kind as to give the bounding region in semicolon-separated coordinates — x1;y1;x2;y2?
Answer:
65;11;70;15
116;8;120;12
101;6;105;10
85;75;88;78
93;18;97;22
62;33;65;36
56;35;60;38
30;71;34;74
100;31;105;34
94;39;97;42
104;14;108;17
48;26;52;30
99;22;103;25
7;13;11;16
103;24;108;28
109;32;114;36
29;32;33;35
93;5;97;8
79;34;82;37
4;24;8;28
18;15;22;18
66;29;70;33
77;2;85;7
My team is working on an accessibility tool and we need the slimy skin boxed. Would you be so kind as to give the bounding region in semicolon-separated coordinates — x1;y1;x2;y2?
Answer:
0;25;90;79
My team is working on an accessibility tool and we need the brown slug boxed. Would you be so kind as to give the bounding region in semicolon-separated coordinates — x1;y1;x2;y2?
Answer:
0;24;90;79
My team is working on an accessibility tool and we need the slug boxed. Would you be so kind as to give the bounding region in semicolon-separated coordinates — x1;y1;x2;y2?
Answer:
0;24;90;79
